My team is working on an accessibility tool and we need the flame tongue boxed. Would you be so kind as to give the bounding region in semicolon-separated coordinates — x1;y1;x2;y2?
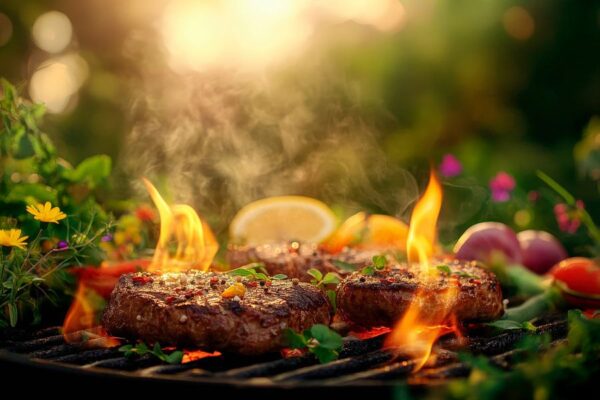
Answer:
143;178;218;272
385;169;458;371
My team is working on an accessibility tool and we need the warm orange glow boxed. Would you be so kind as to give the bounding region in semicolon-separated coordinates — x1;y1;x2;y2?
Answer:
323;212;409;253
385;169;458;371
182;349;222;364
143;178;218;272
63;283;120;347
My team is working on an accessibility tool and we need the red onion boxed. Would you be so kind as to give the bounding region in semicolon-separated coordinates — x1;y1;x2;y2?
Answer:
454;222;522;265
518;230;567;274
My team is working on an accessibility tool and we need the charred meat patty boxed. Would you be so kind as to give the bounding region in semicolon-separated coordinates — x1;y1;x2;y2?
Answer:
102;271;330;355
227;241;378;281
336;260;504;327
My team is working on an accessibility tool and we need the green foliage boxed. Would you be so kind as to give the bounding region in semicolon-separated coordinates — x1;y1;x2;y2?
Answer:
119;342;183;365
361;255;388;276
284;324;343;363
227;263;287;282
0;216;109;327
0;79;111;240
445;310;600;400
0;78;111;327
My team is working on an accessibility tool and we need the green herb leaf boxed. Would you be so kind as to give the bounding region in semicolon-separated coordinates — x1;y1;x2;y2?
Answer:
228;268;256;277
310;324;343;350
307;268;323;282
331;259;358;271
271;274;288;280
284;324;343;364
361;266;375;276
437;265;452;274
372;255;387;270
321;272;341;286
284;328;308;348
326;289;337;313
486;319;526;331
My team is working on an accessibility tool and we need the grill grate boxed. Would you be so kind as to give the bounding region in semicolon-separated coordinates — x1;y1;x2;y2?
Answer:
0;315;568;390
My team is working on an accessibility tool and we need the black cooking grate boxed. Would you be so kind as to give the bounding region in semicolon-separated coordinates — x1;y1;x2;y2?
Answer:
0;314;568;391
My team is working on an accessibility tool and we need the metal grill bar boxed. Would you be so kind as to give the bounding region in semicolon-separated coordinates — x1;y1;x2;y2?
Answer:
0;313;570;388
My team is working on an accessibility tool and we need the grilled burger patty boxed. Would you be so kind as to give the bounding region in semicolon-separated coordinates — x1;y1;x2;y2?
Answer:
336;260;504;327
227;242;378;280
102;271;330;355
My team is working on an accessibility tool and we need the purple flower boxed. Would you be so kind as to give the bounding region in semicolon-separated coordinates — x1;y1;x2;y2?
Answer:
489;171;516;202
101;234;113;242
439;154;463;177
56;240;69;250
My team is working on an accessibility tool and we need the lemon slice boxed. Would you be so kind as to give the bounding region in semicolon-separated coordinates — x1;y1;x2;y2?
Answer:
230;196;337;245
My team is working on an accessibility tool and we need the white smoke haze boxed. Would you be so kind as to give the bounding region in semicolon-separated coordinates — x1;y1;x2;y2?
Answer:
118;7;487;243
121;42;419;237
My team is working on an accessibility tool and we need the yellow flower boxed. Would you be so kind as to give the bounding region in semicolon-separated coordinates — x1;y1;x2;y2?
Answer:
26;202;67;224
0;229;29;250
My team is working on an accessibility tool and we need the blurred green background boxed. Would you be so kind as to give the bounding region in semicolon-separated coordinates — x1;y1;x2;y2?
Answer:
0;0;598;250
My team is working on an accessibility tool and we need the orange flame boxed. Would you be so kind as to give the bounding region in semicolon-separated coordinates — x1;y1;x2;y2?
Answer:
385;169;459;371
142;178;218;272
62;283;120;347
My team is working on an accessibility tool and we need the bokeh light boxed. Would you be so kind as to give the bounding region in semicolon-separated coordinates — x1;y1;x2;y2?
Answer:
503;6;535;41
32;11;73;53
29;53;89;113
161;0;405;72
0;13;13;47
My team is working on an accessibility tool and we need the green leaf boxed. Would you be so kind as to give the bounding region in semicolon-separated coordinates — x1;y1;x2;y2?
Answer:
326;289;337;313
63;155;112;188
13;132;35;158
119;344;133;352
311;346;339;363
310;324;343;350
361;266;375;276
307;268;323;282
284;328;308;348
437;265;451;274
331;259;358;271
486;319;525;331
321;272;340;286
372;255;387;269
8;303;18;327
164;350;183;364
254;273;269;281
228;268;255;277
5;183;58;204
271;274;288;280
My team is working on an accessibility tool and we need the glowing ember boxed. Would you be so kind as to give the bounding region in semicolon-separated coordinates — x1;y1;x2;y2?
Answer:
143;178;218;272
384;169;459;371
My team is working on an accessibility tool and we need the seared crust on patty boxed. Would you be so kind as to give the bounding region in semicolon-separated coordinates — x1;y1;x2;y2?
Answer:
227;242;378;281
336;260;504;328
102;271;330;355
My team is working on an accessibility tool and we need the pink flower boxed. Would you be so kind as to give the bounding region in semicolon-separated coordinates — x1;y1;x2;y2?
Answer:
489;172;516;202
439;154;463;177
554;201;585;233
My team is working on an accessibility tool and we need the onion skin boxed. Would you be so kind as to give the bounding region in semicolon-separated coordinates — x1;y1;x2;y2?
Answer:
454;222;522;265
518;230;567;274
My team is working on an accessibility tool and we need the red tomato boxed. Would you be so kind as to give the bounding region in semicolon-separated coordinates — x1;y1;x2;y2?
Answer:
549;257;600;308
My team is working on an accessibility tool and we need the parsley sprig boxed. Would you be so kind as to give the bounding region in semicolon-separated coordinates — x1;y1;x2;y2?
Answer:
284;324;343;363
228;263;287;282
119;342;183;364
436;264;476;279
361;255;387;276
306;268;340;312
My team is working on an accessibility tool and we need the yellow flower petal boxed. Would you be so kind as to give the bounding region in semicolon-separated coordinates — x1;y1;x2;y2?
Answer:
26;202;67;224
